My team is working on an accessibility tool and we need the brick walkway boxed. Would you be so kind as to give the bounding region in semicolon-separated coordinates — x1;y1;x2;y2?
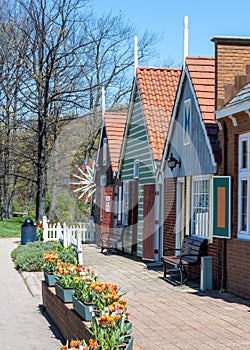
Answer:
4;237;250;350
82;244;250;350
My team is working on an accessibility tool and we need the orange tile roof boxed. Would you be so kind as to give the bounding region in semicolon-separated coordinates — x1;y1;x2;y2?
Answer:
104;112;127;172
136;66;181;161
185;57;215;122
185;57;221;162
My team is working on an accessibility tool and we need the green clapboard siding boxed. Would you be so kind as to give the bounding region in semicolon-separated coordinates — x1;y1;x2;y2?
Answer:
121;90;156;257
121;90;155;183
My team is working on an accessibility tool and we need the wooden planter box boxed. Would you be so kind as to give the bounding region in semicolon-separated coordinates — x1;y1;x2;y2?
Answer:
42;281;91;342
42;282;140;350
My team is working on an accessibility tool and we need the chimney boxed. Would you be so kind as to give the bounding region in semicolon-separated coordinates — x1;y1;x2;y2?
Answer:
134;36;138;77
101;87;105;120
183;16;188;67
211;36;250;109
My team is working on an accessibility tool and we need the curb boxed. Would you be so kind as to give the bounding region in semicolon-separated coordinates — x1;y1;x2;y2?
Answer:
20;271;42;297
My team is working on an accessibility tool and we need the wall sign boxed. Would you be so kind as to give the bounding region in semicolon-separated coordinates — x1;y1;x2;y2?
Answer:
213;176;231;238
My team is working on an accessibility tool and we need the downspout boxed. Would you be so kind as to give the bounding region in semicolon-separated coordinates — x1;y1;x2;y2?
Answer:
221;120;228;292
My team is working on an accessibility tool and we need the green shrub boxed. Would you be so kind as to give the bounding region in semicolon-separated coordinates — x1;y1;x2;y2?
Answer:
11;241;78;272
56;245;78;265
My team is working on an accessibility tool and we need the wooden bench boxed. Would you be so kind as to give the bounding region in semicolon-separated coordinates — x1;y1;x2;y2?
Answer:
12;211;28;217
161;236;208;284
100;226;125;254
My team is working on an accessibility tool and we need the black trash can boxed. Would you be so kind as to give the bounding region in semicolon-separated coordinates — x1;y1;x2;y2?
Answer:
21;218;37;245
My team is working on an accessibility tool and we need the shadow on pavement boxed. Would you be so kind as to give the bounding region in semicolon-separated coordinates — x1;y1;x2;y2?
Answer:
38;304;65;343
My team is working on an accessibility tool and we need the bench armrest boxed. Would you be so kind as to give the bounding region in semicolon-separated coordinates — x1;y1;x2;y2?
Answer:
100;232;113;243
179;253;199;263
100;232;111;238
163;248;181;255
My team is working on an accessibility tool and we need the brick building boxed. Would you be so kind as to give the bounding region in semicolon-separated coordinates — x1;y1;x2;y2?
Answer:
214;37;250;298
161;37;250;297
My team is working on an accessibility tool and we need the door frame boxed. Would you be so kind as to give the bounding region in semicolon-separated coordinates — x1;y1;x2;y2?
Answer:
142;184;155;260
176;177;185;252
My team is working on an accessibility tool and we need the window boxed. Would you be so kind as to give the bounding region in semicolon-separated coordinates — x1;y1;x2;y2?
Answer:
103;137;107;166
191;176;211;238
122;181;129;226
184;99;191;145
117;185;123;223
238;133;250;239
134;160;140;179
100;174;107;187
242;140;248;169
99;175;107;221
240;180;247;231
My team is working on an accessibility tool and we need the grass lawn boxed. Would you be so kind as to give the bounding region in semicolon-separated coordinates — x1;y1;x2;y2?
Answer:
0;216;34;238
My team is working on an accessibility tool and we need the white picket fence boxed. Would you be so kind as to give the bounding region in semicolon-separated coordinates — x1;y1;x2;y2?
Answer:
42;215;95;266
42;215;94;243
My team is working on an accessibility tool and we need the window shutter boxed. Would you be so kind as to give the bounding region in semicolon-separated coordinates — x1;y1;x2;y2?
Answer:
213;176;231;239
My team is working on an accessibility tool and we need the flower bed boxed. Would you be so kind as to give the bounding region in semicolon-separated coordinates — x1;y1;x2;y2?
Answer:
42;281;133;349
42;247;134;349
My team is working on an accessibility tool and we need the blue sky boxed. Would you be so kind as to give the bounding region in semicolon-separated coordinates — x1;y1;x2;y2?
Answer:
92;0;250;67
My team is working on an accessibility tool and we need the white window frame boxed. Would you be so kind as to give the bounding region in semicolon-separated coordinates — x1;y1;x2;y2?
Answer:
103;137;107;166
122;181;129;226
183;99;191;145
134;160;140;179
191;175;211;239
238;133;250;239
99;175;107;221
100;174;107;187
117;185;123;223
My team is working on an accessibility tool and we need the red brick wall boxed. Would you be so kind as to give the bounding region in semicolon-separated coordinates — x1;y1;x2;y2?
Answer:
210;37;250;296
207;238;223;290
42;282;91;342
226;239;250;298
217;112;250;297
163;178;176;251
163;177;203;282
214;40;250;107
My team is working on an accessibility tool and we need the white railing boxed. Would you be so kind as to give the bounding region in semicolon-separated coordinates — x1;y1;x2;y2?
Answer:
41;215;95;266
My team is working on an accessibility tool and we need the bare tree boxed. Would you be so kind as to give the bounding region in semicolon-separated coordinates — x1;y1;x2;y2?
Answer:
0;1;29;220
0;0;160;221
15;0;92;220
80;11;159;109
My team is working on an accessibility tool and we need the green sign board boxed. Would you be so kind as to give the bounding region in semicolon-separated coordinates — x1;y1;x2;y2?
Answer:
213;176;231;239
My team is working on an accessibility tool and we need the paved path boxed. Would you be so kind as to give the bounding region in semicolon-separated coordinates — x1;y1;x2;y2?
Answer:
2;238;250;350
82;244;250;350
0;238;63;349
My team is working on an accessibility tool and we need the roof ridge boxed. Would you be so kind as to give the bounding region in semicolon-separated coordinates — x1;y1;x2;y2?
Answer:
136;65;181;161
137;66;181;71
186;56;215;60
104;111;127;115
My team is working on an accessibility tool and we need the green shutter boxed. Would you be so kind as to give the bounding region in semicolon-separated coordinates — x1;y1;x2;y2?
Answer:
213;176;231;238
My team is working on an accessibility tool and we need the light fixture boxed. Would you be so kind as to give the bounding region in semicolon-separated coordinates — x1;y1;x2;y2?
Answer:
168;153;181;172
